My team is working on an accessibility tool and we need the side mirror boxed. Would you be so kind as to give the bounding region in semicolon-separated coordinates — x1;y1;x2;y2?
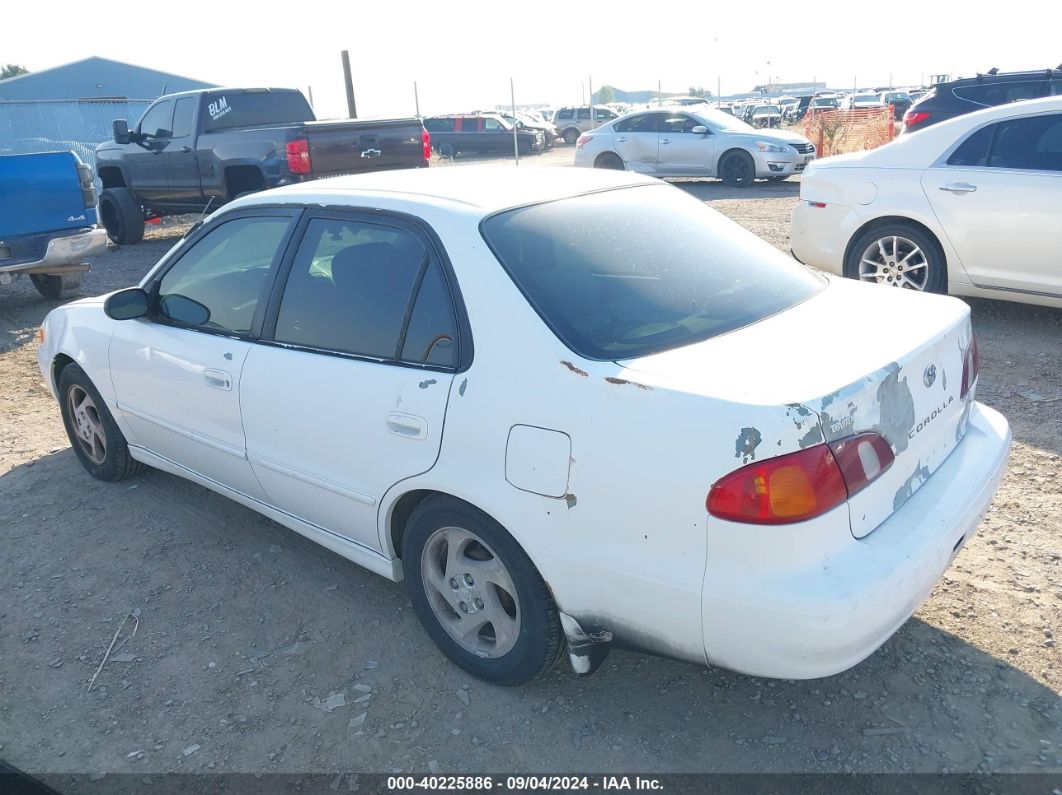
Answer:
104;287;149;320
113;119;131;145
691;125;709;135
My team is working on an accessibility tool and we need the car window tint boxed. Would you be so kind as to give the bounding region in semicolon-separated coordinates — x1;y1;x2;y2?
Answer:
171;97;196;138
988;114;1062;171
400;259;458;367
158;217;291;334
954;80;1043;107
556;109;573;120
1052;78;1062;96
202;91;314;132
481;185;824;361
614;114;660;133
274;218;426;358
138;100;174;138
458;118;479;132
947;124;994;167
578;108;593;120
424;117;453;132
483;118;503;132
661;114;699;133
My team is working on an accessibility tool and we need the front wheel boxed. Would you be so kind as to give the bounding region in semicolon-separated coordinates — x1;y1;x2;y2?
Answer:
404;497;563;685
719;151;756;187
57;364;145;481
30;272;81;300
844;223;947;294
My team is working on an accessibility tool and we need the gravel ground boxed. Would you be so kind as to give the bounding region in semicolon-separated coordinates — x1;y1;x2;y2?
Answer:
0;158;1059;778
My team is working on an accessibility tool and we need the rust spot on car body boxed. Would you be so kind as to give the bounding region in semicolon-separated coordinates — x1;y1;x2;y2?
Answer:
560;361;588;377
604;377;652;390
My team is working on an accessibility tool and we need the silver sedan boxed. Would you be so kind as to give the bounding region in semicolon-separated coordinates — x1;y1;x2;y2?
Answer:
573;107;816;186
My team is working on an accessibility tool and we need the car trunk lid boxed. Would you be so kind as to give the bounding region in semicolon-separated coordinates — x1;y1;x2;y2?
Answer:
620;277;976;539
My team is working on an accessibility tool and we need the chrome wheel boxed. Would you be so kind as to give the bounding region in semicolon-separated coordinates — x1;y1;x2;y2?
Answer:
67;385;107;465
420;526;521;659
859;235;929;290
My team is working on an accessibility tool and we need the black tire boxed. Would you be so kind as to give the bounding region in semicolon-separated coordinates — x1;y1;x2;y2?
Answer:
594;152;625;170
518;140;531;156
439;142;458;159
719;150;756;187
562;128;580;145
844;222;947;294
403;496;563;685
57;363;145;481
767;175;789;182
98;187;145;245
30;272;82;300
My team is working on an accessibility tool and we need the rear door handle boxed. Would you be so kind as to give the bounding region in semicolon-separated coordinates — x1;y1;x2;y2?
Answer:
615;136;628;143
203;369;232;390
939;182;977;194
660;138;671;144
386;412;427;440
180;146;192;153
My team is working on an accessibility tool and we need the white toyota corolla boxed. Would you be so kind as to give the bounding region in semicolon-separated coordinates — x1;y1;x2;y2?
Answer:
38;167;1010;685
791;95;1062;308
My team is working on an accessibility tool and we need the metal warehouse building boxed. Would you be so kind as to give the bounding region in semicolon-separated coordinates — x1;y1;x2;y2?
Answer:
0;56;215;166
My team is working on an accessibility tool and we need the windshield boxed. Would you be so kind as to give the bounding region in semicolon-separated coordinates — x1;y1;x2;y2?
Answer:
813;98;839;107
887;92;911;101
480;185;824;360
853;94;879;103
691;108;754;133
754;106;778;114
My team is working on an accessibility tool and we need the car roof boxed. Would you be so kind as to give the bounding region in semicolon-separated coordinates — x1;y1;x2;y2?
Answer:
234;165;660;216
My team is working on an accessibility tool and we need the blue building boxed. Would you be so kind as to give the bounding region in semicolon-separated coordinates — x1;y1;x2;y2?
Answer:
0;56;215;100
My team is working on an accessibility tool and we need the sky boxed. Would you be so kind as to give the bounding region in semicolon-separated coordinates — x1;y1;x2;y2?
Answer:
4;1;1060;119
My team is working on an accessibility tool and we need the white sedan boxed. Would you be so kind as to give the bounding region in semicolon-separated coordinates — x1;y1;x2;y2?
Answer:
792;96;1062;308
38;167;1009;685
573;107;816;185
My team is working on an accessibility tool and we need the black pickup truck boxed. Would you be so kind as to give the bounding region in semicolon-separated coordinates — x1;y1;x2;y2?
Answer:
95;87;429;244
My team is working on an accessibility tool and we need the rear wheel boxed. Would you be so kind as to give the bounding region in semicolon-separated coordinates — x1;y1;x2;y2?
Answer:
562;128;580;145
98;187;144;245
844;223;947;294
57;364;145;481
404;497;563;685
719;150;756;187
30;272;81;300
594;152;625;170
439;142;458;159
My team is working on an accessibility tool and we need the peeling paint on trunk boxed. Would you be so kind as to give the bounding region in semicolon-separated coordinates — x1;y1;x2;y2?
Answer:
873;363;917;453
560;360;588;377
604;377;652;390
734;427;763;463
458;378;468;396
418;379;437;389
893;460;931;512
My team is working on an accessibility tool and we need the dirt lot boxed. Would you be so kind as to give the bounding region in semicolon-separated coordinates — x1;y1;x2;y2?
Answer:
1;156;1059;780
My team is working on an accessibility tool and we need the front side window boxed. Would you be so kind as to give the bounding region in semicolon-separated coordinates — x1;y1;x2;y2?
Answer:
481;185;824;360
157;216;291;334
483;118;504;132
661;114;700;133
274;217;451;362
138;100;174;138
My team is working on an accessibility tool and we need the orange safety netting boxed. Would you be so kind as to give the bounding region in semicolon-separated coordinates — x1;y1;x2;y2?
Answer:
802;106;896;158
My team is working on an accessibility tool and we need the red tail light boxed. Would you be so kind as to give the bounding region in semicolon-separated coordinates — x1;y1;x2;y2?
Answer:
903;110;930;129
286;138;311;174
960;337;979;398
707;432;896;525
576;135;592;147
422;127;431;162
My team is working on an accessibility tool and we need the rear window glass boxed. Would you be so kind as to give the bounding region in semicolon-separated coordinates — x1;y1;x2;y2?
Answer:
203;91;314;132
480;185;824;360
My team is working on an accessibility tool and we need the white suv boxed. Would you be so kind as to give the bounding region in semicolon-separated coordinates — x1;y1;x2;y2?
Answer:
551;106;619;144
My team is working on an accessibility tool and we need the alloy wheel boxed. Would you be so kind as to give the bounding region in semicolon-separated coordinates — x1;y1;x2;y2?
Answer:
858;235;929;290
67;385;107;465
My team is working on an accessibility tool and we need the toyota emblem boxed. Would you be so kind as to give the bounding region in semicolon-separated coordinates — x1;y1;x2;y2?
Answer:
923;365;937;388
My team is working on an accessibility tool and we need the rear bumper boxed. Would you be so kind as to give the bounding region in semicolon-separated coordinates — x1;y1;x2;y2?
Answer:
702;401;1010;679
0;227;107;274
790;199;860;274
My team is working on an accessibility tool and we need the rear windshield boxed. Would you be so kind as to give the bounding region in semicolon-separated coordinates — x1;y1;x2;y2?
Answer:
202;91;314;132
480;185;824;360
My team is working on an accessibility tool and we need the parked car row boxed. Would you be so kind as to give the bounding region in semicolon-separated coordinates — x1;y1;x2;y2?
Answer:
424;113;546;158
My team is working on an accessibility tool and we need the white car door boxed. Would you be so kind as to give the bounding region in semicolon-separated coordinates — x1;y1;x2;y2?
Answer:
109;210;300;500
612;112;662;173
655;112;714;176
240;212;461;552
923;111;1062;297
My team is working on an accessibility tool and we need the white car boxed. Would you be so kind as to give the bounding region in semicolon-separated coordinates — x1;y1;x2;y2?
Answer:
791;95;1062;308
38;167;1010;685
574;107;816;185
841;93;887;110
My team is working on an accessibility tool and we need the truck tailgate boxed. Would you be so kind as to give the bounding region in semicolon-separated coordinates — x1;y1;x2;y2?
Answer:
305;118;425;177
0;151;96;238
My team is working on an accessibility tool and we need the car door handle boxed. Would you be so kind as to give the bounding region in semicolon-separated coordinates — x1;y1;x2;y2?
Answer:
386;412;427;440
203;369;232;390
180;146;192;153
660;138;671;144
615;136;628;143
939;182;977;194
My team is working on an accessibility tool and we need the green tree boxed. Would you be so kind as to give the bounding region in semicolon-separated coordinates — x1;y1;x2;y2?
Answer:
596;85;617;104
687;85;713;98
1;64;29;80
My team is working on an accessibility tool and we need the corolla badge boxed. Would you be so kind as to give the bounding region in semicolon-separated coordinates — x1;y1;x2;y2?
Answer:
923;364;937;388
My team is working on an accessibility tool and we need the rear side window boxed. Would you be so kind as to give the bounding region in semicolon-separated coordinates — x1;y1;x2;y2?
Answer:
481;185;824;360
424;117;453;132
953;80;1044;107
273;217;458;364
988;114;1062;171
947;125;994;167
458;118;480;132
158;217;291;335
171;97;196;138
556;109;573;121
614;114;660;133
202;91;314;132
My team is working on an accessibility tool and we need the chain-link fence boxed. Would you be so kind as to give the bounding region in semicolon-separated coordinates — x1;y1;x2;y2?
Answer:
0;99;151;176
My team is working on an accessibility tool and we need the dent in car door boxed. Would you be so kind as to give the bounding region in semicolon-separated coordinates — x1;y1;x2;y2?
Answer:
109;211;300;497
922;113;1062;296
613;113;663;173
241;213;463;552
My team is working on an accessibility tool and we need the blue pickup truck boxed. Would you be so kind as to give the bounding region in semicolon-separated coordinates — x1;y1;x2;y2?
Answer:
0;151;107;299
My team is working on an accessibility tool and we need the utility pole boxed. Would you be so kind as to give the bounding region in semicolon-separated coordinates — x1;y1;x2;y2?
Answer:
511;78;520;165
307;86;314;109
717;75;721;102
341;50;357;118
589;75;594;123
413;81;420;117
658;79;662;106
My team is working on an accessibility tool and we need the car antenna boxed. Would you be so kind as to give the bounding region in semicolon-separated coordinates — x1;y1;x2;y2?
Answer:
183;198;215;238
